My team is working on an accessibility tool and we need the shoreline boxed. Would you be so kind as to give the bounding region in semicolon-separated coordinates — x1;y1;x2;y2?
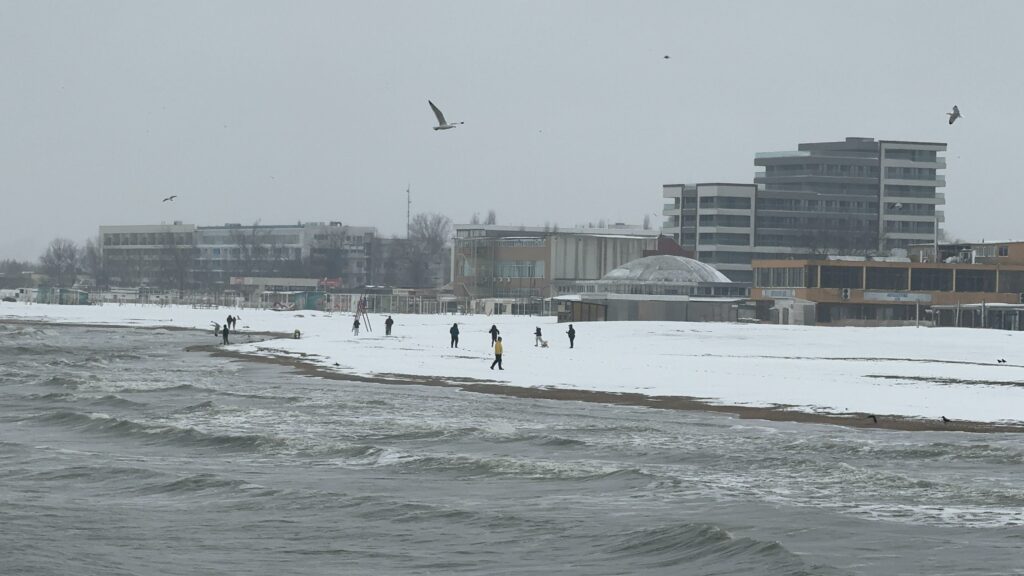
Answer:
193;343;1024;434
5;318;1022;433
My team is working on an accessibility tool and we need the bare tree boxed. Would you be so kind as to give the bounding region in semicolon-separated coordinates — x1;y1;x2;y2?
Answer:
469;213;480;225
407;213;452;287
39;238;79;288
643;214;651;230
0;259;35;289
409;213;452;256
79;238;107;288
230;224;273;278
485;210;497;225
159;231;196;292
308;226;350;283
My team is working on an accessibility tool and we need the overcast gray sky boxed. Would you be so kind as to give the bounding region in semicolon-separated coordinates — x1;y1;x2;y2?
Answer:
1;0;1021;260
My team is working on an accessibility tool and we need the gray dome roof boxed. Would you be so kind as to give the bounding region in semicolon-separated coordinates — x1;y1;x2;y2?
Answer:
600;255;731;284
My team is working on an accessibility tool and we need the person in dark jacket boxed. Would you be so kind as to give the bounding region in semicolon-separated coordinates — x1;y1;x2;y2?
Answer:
490;337;504;370
226;315;234;330
566;324;575;348
352;317;361;336
534;326;543;347
488;324;500;347
222;323;230;345
384;316;394;336
450;323;460;348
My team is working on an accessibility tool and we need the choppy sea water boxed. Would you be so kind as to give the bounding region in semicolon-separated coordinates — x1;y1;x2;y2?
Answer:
1;323;1022;576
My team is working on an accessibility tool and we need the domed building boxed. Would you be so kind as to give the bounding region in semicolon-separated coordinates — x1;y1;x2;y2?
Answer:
555;255;752;322
559;255;748;297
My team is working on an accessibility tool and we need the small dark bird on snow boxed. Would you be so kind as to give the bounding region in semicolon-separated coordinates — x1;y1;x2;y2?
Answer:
941;416;951;423
867;414;878;424
947;105;962;125
997;359;1006;364
162;195;177;202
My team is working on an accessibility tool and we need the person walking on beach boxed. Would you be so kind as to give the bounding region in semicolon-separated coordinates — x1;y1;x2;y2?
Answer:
384;316;394;336
222;322;230;345
489;324;500;347
566;324;575;348
450;323;460;348
352;317;361;336
226;315;234;331
490;336;504;370
534;326;543;347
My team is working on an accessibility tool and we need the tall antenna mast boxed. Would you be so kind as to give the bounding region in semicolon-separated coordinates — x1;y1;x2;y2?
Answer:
406;184;411;239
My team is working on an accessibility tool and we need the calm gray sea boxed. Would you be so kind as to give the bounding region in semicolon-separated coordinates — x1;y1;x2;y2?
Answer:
1;322;1021;576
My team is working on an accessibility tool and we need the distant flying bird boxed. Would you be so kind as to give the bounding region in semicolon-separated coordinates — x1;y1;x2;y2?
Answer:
867;414;878;424
947;105;962;125
162;195;177;202
663;55;671;59
428;100;463;131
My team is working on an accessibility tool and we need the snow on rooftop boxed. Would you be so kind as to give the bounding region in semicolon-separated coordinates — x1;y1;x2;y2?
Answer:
601;255;731;284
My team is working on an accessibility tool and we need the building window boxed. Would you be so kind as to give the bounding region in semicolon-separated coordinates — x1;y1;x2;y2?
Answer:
754;267;804;288
998;246;1009;257
865;267;909;290
494;260;545;278
910;268;953;291
955;270;997;293
819;266;863;289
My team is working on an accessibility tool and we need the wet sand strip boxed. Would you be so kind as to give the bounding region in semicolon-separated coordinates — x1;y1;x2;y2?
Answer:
190;343;1024;434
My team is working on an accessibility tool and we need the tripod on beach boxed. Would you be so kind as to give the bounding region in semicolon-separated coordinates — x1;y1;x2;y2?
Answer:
356;296;372;332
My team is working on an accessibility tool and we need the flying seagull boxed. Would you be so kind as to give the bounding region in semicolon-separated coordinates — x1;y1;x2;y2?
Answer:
663;55;671;59
162;195;177;202
947;105;962;125
428;100;463;130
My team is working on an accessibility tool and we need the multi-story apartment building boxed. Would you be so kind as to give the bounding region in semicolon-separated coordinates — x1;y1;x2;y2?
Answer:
662;137;947;282
755;137;945;253
192;222;376;288
99;221;376;290
663;183;757;282
99;223;198;289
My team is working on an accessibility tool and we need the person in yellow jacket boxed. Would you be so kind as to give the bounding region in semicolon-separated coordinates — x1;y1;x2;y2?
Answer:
490;336;504;370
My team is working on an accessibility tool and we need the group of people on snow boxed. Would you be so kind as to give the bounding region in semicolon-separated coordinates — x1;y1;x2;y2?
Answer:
213;314;241;345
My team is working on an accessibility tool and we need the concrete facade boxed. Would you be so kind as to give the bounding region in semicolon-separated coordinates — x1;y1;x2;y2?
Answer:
751;257;1024;326
450;225;659;302
662;137;948;283
754;137;946;253
99;221;376;290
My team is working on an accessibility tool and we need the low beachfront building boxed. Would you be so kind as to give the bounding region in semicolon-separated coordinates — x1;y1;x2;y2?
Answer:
554;255;752;322
450;224;662;313
752;256;1024;328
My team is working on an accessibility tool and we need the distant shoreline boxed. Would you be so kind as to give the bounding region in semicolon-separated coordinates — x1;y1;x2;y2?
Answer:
4;318;1021;433
193;343;1024;435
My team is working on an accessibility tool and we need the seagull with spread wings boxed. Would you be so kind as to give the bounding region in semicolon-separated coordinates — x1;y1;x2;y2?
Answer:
428;100;463;131
162;195;177;202
947;105;962;125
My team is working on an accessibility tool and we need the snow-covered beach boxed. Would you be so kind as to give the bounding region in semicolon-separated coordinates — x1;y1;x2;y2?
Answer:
3;301;1023;428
